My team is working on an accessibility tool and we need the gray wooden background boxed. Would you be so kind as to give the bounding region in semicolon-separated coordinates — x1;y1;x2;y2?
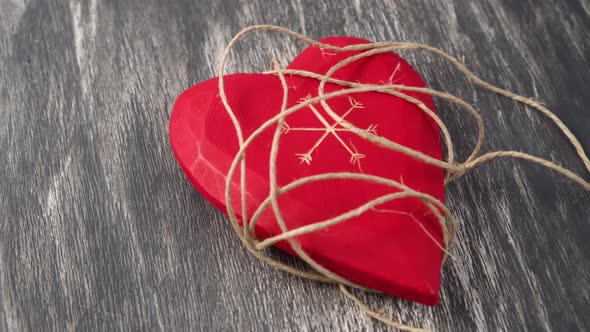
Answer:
1;0;589;331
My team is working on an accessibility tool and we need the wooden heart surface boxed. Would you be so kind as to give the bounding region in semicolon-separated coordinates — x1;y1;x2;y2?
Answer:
170;36;445;305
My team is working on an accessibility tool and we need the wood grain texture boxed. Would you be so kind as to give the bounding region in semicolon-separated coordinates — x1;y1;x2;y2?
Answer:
1;0;589;330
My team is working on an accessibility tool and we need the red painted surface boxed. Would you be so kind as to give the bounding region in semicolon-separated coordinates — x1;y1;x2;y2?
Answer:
170;36;445;305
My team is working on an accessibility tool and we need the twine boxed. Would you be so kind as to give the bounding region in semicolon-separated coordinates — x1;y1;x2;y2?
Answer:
213;25;590;330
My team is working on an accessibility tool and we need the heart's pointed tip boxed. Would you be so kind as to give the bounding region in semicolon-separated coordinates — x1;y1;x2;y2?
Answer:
411;292;440;306
269;232;443;306
426;294;441;306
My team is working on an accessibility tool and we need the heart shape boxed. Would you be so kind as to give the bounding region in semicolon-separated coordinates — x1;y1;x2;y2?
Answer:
170;36;445;305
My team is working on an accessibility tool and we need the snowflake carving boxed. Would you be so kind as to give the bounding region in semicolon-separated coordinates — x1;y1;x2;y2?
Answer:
281;94;377;166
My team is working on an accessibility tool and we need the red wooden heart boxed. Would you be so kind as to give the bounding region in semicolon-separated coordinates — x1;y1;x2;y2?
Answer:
170;36;445;305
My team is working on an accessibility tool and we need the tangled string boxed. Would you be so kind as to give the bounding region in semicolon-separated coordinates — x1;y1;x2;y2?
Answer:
215;25;590;331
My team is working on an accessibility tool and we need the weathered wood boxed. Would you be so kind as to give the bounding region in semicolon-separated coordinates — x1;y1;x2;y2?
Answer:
1;0;589;330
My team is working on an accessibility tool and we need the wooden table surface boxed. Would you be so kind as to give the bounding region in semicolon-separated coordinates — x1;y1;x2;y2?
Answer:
1;0;589;331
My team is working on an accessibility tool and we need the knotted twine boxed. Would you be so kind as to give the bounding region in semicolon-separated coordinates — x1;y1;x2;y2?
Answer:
215;25;590;331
